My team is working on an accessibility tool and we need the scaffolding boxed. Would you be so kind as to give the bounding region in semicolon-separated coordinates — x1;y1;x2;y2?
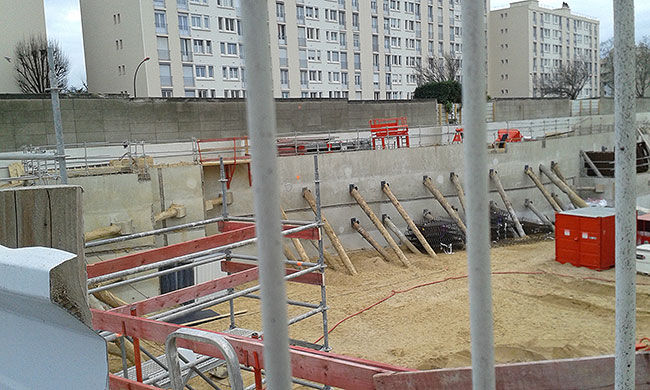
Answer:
88;156;357;389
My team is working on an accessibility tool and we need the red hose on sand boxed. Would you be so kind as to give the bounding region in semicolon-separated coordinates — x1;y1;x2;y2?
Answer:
315;270;650;343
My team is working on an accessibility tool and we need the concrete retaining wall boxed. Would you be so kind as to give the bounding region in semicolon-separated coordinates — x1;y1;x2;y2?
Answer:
0;96;438;152
492;98;571;122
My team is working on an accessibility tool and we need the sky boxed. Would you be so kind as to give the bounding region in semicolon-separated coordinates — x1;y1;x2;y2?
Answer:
45;0;650;88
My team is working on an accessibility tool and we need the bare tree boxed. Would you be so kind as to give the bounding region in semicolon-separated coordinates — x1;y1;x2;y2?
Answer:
414;52;461;86
539;59;590;99
600;36;650;98
13;34;69;94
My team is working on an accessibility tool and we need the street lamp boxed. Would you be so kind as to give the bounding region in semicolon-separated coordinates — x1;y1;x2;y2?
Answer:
133;56;150;98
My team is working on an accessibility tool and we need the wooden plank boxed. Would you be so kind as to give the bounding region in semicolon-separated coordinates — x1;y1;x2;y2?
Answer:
87;225;257;278
14;187;52;248
221;261;324;286
374;352;650;390
219;220;320;240
0;190;17;247
109;267;260;315
93;310;410;390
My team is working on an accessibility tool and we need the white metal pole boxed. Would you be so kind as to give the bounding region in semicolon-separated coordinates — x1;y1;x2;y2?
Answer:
240;2;292;389
461;0;495;389
613;0;637;388
47;47;68;184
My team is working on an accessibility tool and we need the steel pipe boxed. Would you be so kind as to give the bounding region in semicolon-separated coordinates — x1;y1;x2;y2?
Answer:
613;0;637;387
462;0;495;388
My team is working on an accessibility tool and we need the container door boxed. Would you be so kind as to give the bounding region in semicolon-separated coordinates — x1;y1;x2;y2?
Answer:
556;214;580;265
579;216;602;269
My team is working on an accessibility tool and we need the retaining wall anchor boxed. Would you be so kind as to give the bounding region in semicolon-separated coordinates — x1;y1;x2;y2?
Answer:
423;176;467;236
382;213;421;255
539;163;588;208
303;188;357;275
524;165;562;213
489;169;526;238
381;181;437;258
350;218;392;262
349;184;411;267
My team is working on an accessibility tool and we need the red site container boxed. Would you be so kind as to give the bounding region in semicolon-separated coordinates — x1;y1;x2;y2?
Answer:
555;207;615;271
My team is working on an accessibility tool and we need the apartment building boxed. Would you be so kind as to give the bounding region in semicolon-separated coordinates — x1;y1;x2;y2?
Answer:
0;0;47;93
488;0;599;98
80;0;479;100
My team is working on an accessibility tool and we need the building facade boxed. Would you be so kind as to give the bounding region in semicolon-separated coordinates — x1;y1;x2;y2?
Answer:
0;0;47;93
80;0;481;100
488;0;599;99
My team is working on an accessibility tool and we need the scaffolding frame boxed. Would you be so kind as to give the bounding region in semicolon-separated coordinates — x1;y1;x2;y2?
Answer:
88;156;352;389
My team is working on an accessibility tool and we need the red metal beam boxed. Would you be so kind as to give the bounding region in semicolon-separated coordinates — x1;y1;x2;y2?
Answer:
93;310;410;390
109;375;162;390
219;220;320;240
109;267;260;316
373;352;650;390
87;226;257;278
221;261;324;286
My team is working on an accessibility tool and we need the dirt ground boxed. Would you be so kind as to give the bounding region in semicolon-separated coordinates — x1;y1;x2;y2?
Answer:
110;239;650;388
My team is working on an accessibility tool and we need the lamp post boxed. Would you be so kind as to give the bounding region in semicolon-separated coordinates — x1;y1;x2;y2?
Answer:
133;57;150;98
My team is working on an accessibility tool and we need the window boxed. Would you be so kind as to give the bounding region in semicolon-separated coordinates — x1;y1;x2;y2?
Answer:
217;0;234;7
178;14;189;35
180;38;192;61
193;39;204;53
203;15;210;29
278;24;287;43
308;70;322;82
307;49;321;61
161;89;173;97
196;65;207;78
183;64;194;86
208;65;214;78
160;64;172;86
155;11;167;34
280;69;289;85
305;6;319;19
306;27;319;40
327;50;340;63
157;37;170;60
222;66;240;80
218;17;236;32
191;14;202;28
220;42;238;55
206;40;212;54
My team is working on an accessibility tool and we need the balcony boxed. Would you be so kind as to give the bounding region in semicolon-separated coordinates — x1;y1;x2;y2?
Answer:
156;23;168;34
160;75;173;86
158;49;171;60
181;51;193;62
154;0;166;8
183;76;195;87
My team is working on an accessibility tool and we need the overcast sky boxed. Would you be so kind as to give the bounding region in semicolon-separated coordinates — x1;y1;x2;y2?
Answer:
45;0;650;88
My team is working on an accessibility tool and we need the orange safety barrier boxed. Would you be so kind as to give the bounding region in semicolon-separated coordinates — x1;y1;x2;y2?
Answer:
368;117;410;150
197;137;252;188
452;128;464;143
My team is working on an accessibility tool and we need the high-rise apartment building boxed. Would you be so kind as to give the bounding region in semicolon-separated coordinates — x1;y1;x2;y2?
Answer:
488;0;599;99
80;0;480;100
0;0;47;93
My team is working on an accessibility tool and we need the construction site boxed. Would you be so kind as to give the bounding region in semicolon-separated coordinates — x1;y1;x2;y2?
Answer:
2;3;650;390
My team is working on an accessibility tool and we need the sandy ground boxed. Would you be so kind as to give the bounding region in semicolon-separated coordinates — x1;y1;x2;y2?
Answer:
109;239;650;388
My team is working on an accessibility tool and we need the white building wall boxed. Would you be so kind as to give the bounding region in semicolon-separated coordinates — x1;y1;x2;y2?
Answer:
0;0;47;93
488;0;600;99
82;0;484;100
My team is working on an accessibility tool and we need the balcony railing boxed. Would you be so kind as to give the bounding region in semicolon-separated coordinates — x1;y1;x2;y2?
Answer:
298;37;307;47
279;57;289;66
158;49;171;60
341;61;348;69
179;26;190;36
154;0;166;8
297;16;305;24
177;0;188;10
181;51;193;62
299;59;308;68
156;23;168;34
160;75;173;86
183;76;195;87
